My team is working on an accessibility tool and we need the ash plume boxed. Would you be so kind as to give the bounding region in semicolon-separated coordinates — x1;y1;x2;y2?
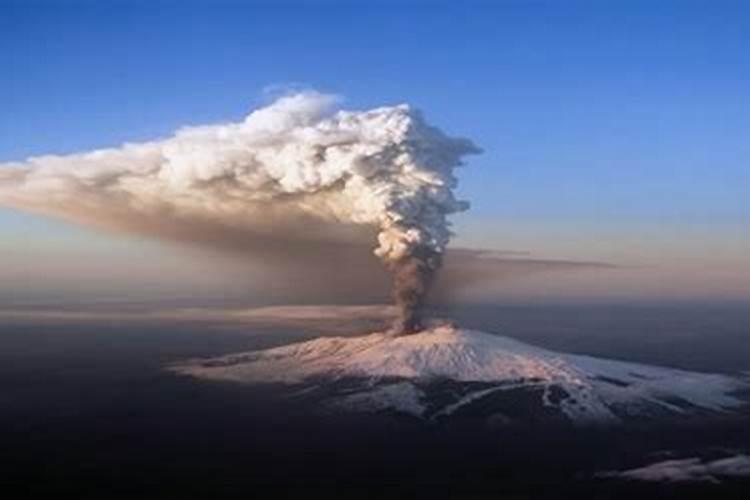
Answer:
0;92;480;333
389;245;442;333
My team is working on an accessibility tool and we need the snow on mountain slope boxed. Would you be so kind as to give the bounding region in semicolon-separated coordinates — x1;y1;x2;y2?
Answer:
172;324;749;424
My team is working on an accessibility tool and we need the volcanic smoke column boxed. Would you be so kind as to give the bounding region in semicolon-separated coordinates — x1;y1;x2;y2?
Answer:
340;104;480;333
0;92;480;333
386;245;443;333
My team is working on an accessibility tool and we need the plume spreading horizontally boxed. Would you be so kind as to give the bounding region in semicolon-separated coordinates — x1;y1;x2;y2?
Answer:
0;92;480;333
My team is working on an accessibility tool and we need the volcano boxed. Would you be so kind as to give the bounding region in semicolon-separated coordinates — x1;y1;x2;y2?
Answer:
172;323;749;425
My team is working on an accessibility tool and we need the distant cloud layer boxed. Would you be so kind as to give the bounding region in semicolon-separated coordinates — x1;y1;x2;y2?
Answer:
600;454;750;483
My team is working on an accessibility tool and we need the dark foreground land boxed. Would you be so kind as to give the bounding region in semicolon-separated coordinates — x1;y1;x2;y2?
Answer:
2;304;750;498
4;378;750;498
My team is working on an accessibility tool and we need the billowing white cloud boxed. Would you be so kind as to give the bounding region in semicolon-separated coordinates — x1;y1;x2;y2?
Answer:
0;92;480;331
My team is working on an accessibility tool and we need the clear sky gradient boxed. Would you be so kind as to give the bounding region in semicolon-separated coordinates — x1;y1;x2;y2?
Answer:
1;0;748;305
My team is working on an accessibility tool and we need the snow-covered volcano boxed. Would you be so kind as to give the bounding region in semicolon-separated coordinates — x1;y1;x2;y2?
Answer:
172;324;749;425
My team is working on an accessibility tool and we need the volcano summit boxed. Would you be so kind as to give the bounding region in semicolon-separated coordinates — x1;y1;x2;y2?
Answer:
173;323;749;426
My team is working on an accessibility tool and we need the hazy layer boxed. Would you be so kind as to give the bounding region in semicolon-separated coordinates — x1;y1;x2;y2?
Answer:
2;210;748;306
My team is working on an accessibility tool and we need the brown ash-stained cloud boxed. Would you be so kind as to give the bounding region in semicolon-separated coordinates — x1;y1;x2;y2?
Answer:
0;92;487;331
0;92;618;314
207;242;614;306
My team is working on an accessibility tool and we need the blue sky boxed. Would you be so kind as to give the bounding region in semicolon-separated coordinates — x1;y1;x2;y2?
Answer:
1;0;749;303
